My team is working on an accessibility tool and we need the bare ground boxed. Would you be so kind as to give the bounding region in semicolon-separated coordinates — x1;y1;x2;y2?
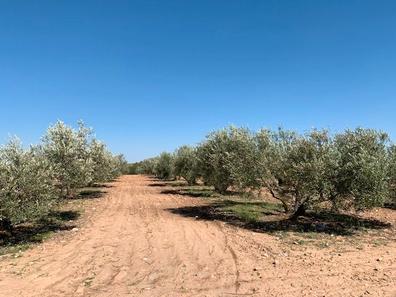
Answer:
0;175;395;297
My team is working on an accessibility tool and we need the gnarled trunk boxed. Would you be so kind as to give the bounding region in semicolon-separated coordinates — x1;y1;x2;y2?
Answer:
290;203;306;220
0;218;13;234
267;187;291;213
214;183;229;194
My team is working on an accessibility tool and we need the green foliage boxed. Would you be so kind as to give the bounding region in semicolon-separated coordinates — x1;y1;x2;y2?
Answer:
41;121;126;195
388;145;396;203
136;125;395;217
196;127;256;193
258;128;390;214
89;139;115;183
0;120;124;229
265;129;335;214
110;154;129;178
173;146;199;185
223;128;260;192
331;128;389;210
41;121;93;197
154;152;174;180
127;163;139;174
133;158;158;175
0;139;57;225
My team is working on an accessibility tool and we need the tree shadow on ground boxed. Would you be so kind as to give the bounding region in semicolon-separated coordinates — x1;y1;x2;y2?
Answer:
384;202;396;210
148;183;169;187
47;210;80;221
76;189;107;199
148;181;188;188
147;177;167;183
160;187;244;199
89;183;114;188
166;200;391;236
0;210;80;248
161;188;215;198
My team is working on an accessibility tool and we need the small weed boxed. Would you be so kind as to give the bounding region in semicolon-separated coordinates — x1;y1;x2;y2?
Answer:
372;239;388;247
77;188;106;199
83;275;96;287
301;232;320;239
295;239;307;245
316;241;330;249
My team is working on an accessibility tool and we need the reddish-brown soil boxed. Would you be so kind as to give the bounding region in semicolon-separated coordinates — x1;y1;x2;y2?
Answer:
0;175;395;297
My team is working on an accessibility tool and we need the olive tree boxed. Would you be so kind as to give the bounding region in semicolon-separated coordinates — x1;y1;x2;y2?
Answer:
88;139;115;184
262;129;335;216
154;152;174;180
135;158;158;175
0;139;56;229
331;128;389;210
173;146;199;185
196;126;257;193
110;154;129;178
262;128;390;216
388;145;396;203
224;128;260;192
41;121;93;197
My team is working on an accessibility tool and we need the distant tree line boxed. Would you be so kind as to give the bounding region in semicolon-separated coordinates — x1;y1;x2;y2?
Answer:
0;121;128;230
131;126;396;217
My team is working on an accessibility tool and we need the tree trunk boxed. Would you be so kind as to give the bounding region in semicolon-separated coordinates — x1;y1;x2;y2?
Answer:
268;188;290;213
0;218;13;234
290;203;306;220
280;199;290;213
187;175;198;186
187;180;197;186
214;183;228;194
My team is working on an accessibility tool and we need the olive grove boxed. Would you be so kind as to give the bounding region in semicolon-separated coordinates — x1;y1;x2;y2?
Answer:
134;125;395;217
0;121;127;229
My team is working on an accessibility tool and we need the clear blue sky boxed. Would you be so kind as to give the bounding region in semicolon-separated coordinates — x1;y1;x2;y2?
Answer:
0;1;395;162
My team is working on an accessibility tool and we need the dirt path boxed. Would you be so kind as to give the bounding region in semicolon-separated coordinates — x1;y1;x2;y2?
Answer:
0;175;395;297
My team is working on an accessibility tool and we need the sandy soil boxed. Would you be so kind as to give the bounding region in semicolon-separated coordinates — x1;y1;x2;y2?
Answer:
0;175;395;297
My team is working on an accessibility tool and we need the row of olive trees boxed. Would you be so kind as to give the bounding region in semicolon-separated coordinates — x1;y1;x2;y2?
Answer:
0;121;127;229
134;126;396;217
